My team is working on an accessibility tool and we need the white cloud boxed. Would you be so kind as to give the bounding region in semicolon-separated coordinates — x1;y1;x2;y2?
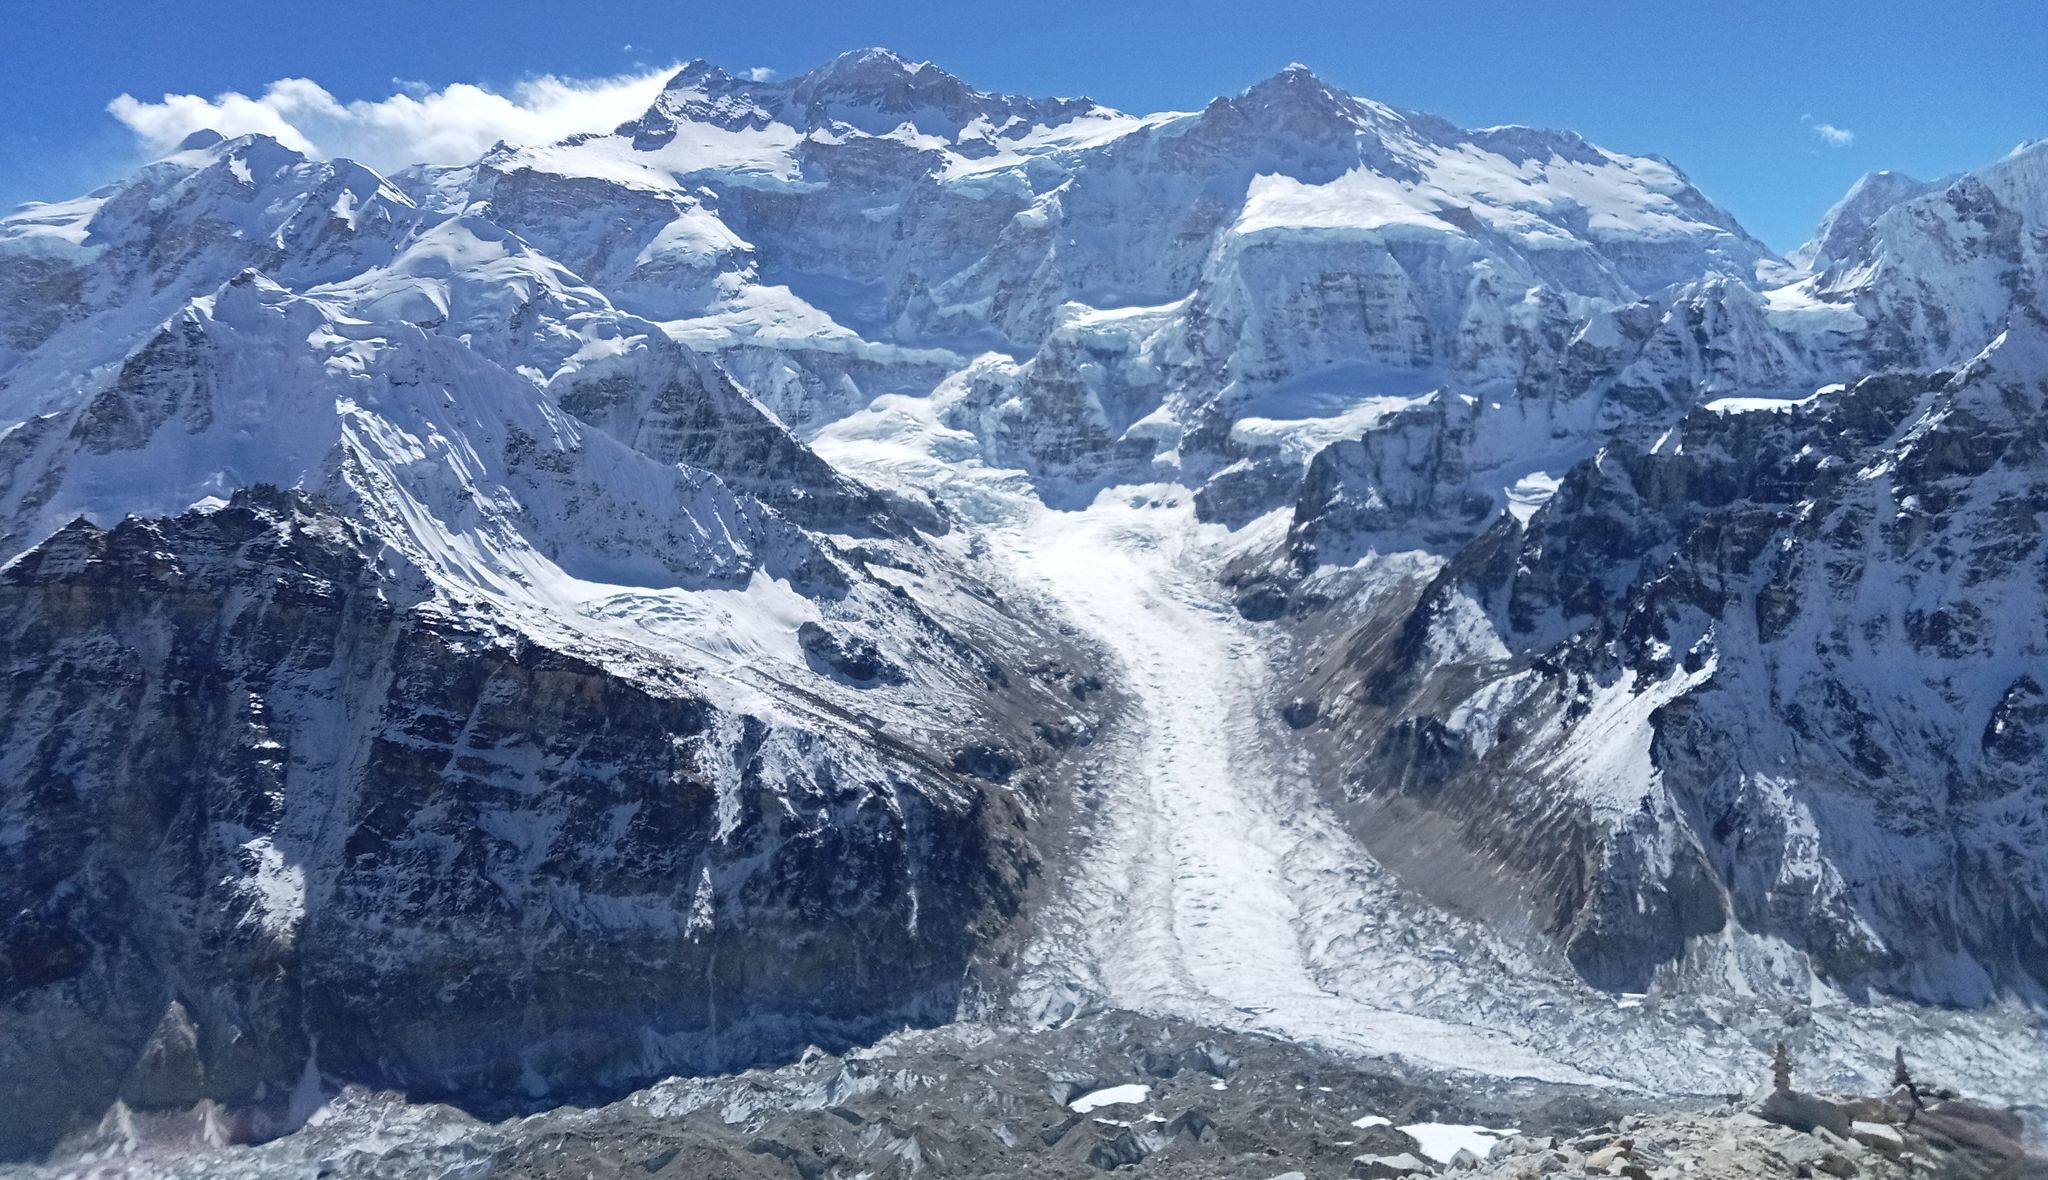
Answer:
106;66;679;171
1801;115;1855;147
746;66;779;83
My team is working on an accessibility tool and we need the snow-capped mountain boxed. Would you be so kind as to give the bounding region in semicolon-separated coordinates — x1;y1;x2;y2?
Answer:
1;47;2045;1164
1806;140;2048;365
1277;320;2048;1005
1790;168;1947;272
0;92;1104;1159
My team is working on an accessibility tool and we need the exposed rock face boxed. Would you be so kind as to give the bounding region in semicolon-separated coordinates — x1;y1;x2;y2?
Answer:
1287;395;1499;559
551;334;911;532
1808;141;2048;367
799;619;910;684
0;491;1033;1156
1293;321;2048;1004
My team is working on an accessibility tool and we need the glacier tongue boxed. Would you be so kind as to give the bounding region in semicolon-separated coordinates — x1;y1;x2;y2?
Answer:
990;489;1617;1087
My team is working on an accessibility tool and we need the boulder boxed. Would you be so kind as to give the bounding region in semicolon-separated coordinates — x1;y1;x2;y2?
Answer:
119;1002;206;1111
1848;1121;1904;1155
1758;1089;1854;1137
797;621;908;685
1163;1107;1217;1144
1234;584;1291;621
1281;697;1320;728
1354;1125;1424;1156
1084;1127;1150;1171
1924;1098;2025;1141
951;741;1018;783
745;1136;829;1180
1770;1135;1831;1173
1351;1152;1434;1178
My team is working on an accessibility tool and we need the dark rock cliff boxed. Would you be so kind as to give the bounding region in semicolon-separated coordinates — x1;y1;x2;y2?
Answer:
0;489;1032;1158
1284;326;2048;1006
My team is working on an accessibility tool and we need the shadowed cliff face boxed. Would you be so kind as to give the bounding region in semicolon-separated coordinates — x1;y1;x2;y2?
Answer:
1278;324;2048;1006
0;490;1035;1158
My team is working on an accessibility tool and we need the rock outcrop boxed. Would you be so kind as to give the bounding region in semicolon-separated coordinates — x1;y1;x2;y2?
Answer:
1289;320;2048;1004
0;491;1042;1156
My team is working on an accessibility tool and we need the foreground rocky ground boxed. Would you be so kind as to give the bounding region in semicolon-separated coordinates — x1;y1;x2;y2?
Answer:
7;1012;2038;1179
1463;1091;2045;1179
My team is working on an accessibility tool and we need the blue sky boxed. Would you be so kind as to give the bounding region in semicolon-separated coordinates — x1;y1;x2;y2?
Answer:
1;0;2042;251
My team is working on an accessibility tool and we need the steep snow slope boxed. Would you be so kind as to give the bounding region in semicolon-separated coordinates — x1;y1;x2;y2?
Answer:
0;132;416;414
1791;169;1947;271
0;268;843;674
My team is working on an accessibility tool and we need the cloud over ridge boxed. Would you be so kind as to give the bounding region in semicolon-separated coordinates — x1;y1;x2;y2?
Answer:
107;66;678;171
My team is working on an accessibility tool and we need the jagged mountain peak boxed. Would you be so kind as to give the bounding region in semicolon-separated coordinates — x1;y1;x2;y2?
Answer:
128;128;411;219
155;128;311;178
1794;167;1943;270
661;57;736;89
2007;136;2048;161
631;46;1109;143
209;263;293;317
1818;140;2048;271
788;47;1000;133
798;45;937;87
1465;123;1610;166
1794;137;2048;365
787;45;1109;125
1976;134;2048;201
1245;60;1342;94
657;46;945;101
1219;61;1397;135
